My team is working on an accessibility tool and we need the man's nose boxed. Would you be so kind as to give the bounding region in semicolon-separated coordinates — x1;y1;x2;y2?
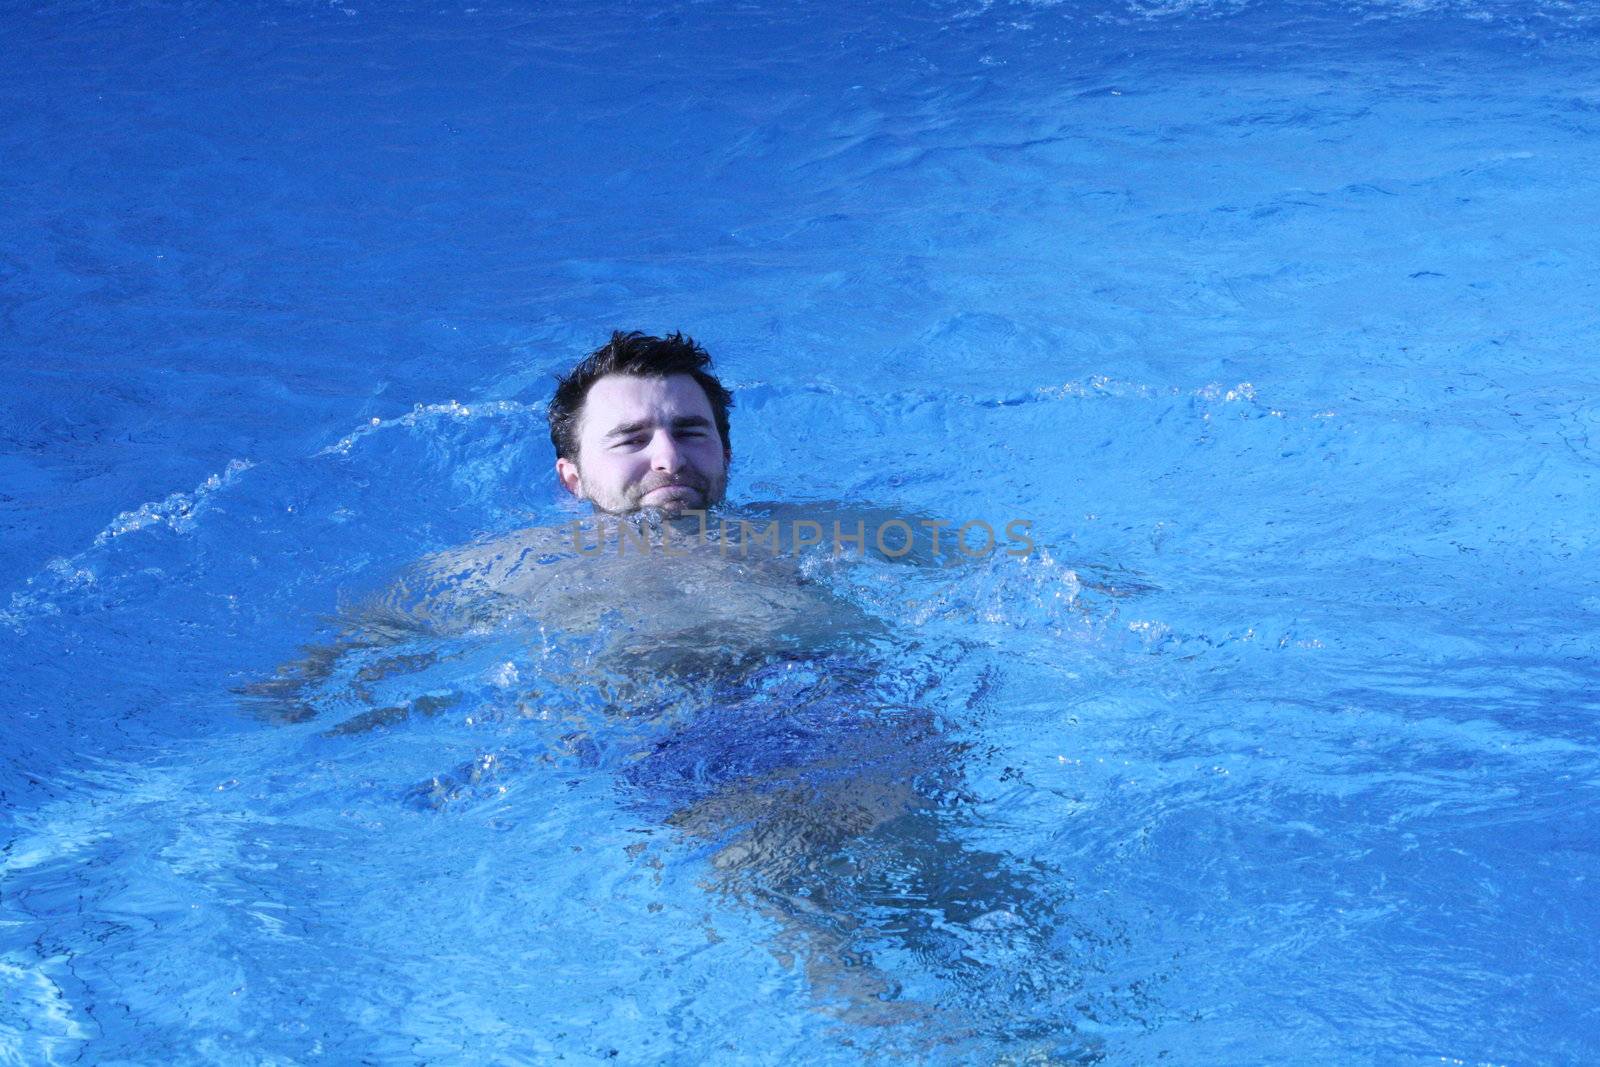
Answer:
649;432;684;473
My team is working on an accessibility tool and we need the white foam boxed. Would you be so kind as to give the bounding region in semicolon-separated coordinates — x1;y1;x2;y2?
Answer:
318;398;543;457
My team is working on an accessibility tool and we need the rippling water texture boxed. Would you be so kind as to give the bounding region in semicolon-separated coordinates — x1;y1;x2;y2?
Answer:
4;0;1599;1062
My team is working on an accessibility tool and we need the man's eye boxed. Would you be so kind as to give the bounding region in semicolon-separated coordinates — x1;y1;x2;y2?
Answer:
615;437;645;448
679;428;707;438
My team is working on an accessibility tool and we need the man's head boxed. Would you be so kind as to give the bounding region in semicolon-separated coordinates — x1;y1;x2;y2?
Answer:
548;330;733;516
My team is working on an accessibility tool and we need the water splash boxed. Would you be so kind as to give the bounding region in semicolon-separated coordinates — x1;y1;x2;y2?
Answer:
2;459;254;632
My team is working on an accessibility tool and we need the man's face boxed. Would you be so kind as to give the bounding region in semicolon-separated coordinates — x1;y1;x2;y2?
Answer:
556;373;729;516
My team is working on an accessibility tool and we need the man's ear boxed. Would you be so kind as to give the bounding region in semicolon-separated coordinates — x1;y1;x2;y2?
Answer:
555;457;582;498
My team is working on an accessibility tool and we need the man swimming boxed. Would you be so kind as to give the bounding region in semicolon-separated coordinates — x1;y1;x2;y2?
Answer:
244;331;1088;1046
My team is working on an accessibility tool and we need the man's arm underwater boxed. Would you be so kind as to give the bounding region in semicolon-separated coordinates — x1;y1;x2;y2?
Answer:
235;525;575;727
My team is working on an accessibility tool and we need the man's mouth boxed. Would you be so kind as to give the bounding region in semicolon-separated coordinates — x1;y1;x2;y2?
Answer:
639;479;705;504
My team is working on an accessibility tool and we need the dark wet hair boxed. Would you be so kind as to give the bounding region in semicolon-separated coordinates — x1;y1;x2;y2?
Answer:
547;330;733;462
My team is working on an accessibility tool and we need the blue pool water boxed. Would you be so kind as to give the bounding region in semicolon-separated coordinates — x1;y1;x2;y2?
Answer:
4;0;1600;1062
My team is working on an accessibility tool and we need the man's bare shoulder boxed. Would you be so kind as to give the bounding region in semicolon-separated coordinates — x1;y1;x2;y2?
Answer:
362;522;584;627
421;523;577;579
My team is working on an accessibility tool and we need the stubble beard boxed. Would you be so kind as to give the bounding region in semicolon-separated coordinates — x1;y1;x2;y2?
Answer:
585;466;727;517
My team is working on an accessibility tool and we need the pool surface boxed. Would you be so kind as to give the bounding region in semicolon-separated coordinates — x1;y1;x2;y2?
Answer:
3;0;1599;1062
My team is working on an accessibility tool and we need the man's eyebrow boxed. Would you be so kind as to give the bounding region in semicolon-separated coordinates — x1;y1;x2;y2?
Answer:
603;415;712;438
604;420;651;439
